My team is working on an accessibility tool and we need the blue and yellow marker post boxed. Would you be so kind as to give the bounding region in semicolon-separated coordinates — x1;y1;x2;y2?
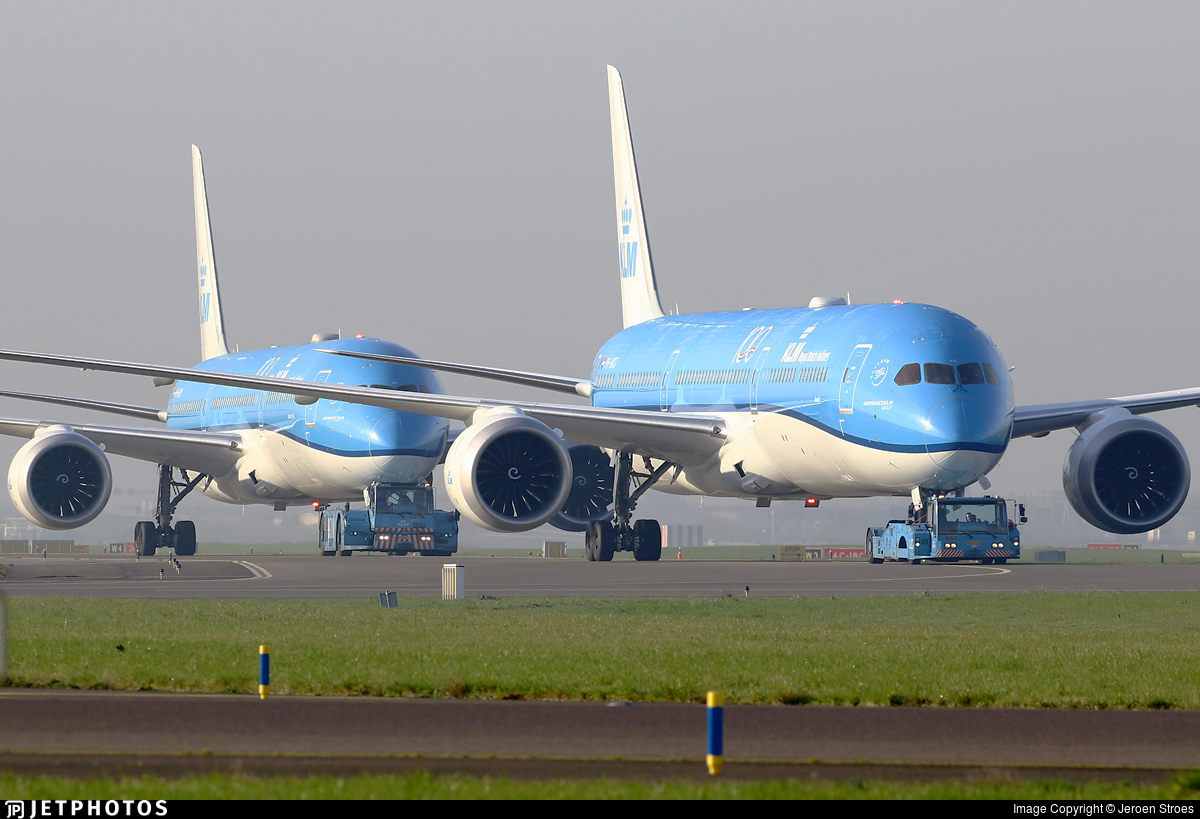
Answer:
259;645;270;700
707;690;723;775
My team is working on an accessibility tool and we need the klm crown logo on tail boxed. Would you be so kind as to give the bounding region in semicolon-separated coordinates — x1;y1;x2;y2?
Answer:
619;199;638;279
199;258;210;324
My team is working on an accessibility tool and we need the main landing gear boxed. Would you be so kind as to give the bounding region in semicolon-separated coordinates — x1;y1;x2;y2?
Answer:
134;464;205;557
584;452;671;562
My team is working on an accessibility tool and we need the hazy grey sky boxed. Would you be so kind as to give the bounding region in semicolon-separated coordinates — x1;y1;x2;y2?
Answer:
1;2;1198;541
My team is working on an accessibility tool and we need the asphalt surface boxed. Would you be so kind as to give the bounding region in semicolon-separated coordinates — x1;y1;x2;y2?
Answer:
1;552;1199;598
0;691;1195;783
4;554;1199;782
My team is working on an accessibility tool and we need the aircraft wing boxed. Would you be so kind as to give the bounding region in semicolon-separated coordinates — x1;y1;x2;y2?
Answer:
0;416;242;475
317;348;593;397
0;389;167;422
0;349;726;465
1012;388;1200;438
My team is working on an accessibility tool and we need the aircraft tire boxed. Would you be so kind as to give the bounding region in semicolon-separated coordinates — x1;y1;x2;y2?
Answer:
584;521;602;561
134;521;157;557
175;521;197;556
632;519;662;561
590;521;616;562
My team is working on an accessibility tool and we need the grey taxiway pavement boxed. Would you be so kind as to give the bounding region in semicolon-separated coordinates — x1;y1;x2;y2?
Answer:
1;691;1197;782
4;554;1198;781
2;553;1199;598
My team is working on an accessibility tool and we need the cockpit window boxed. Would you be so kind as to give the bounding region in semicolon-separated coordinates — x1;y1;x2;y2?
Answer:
982;363;1001;386
924;363;956;385
957;362;985;385
894;363;921;386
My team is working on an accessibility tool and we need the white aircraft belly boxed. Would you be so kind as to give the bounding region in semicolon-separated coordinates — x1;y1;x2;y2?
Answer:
652;411;1001;500
199;428;441;505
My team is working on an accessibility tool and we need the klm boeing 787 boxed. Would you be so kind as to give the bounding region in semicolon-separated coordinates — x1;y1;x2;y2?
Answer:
0;147;453;555
0;69;1195;562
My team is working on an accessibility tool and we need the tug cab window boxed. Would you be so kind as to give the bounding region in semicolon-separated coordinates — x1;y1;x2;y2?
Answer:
894;363;921;386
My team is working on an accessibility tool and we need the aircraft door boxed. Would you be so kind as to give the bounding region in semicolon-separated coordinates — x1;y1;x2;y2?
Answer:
660;349;681;411
304;370;332;427
838;344;872;414
750;347;771;411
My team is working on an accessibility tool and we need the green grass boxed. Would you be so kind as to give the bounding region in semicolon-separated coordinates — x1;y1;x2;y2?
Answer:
1;771;1198;799
5;592;1200;708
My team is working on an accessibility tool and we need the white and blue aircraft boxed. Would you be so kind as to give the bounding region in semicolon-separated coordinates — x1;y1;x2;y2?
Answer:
0;68;1196;562
0;146;455;555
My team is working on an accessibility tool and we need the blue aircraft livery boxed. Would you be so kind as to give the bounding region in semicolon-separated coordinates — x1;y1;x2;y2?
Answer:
166;336;448;505
587;302;1013;498
0;70;1194;549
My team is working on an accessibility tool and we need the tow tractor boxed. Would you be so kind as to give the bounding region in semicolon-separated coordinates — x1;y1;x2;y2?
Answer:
318;481;459;556
866;494;1026;564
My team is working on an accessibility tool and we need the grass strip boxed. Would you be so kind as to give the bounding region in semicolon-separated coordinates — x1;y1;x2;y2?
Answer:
1;771;1199;799
4;592;1200;708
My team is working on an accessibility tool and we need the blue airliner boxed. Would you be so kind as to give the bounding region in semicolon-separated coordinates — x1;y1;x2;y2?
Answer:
0;69;1194;562
0;147;451;555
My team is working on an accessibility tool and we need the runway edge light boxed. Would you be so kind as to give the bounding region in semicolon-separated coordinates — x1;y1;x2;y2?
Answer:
707;690;723;775
259;645;270;700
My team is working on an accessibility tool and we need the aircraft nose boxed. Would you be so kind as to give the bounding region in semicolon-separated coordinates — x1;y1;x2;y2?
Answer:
369;412;406;472
925;395;1009;477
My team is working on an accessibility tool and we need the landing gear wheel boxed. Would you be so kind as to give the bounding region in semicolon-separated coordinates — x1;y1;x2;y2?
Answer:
632;519;662;561
592;521;616;562
584;521;603;561
134;521;157;557
174;521;197;556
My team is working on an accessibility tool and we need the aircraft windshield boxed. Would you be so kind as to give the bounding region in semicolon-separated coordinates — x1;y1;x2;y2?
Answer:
937;501;1007;535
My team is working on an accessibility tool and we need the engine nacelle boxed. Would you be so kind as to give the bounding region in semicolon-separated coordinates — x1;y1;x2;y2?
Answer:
8;426;113;530
549;443;614;532
444;408;572;533
1063;409;1190;534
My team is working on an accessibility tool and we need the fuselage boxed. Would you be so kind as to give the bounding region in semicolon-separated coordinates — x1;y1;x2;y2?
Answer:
590;302;1015;499
166;337;448;505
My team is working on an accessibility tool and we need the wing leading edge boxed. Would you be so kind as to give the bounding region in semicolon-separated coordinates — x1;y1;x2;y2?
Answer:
1013;388;1200;438
0;417;241;475
0;349;727;465
315;348;593;397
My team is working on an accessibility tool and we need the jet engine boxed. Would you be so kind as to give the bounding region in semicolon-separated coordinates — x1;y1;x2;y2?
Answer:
8;426;113;530
443;408;572;532
1062;409;1190;534
549;443;614;532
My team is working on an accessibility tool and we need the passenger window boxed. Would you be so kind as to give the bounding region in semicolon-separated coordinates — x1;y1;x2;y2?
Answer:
924;363;956;385
894;363;921;386
958;363;984;385
982;363;1001;386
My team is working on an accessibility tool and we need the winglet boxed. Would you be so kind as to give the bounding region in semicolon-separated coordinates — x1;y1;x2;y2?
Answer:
193;146;230;361
608;66;666;328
